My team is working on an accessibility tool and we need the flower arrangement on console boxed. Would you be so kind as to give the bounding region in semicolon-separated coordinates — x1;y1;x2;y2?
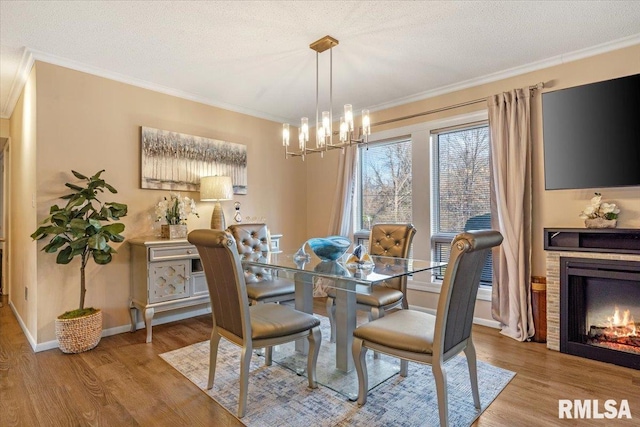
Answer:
579;193;620;228
156;193;199;225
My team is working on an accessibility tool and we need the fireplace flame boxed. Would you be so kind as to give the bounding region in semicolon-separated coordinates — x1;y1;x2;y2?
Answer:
606;306;637;337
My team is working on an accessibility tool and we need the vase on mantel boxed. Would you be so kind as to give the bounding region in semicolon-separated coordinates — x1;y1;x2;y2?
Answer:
584;218;617;229
161;224;188;239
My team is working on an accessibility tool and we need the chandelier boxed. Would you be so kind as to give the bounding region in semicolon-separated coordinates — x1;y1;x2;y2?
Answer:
282;35;371;159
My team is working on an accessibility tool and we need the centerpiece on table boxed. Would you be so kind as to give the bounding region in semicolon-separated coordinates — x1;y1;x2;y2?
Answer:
156;193;199;239
579;192;620;229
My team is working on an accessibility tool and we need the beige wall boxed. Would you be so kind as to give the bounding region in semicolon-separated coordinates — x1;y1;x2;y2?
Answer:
0;118;9;138
15;61;306;345
9;66;39;343
306;44;640;318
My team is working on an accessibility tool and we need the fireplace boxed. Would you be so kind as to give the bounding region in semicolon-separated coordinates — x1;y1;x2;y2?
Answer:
544;228;640;368
560;257;640;369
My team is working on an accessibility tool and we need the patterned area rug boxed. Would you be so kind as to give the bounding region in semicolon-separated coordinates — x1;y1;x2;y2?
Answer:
160;317;515;427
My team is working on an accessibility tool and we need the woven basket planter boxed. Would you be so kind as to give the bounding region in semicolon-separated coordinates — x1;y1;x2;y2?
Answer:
584;218;617;229
55;309;103;353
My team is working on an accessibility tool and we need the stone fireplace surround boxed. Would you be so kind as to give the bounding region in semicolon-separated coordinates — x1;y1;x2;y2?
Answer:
544;229;640;352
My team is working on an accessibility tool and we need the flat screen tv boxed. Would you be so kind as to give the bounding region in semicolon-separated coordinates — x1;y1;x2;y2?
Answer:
542;73;640;190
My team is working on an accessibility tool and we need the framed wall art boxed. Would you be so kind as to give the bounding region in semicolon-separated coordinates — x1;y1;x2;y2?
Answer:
140;126;247;194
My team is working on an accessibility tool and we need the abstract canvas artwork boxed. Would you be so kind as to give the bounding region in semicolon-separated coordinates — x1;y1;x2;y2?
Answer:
140;126;247;194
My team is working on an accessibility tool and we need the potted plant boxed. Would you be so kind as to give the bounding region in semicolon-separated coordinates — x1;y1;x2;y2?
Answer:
31;170;128;353
155;192;198;239
579;192;621;229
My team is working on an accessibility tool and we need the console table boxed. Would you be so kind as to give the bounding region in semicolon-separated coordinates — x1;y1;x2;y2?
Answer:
129;232;283;342
129;236;209;343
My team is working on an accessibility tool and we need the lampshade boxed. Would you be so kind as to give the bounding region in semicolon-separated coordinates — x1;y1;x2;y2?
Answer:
200;176;233;201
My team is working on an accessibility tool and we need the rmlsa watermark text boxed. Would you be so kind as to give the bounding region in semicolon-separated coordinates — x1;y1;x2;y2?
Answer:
559;399;632;419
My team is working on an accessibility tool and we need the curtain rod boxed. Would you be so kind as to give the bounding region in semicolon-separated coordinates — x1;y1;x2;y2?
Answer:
372;82;545;128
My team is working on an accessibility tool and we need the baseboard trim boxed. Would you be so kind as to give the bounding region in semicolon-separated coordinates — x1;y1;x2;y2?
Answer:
407;303;501;329
17;304;213;353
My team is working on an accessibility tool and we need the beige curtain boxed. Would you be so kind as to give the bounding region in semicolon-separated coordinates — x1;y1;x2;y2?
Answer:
328;146;357;237
313;146;357;297
487;87;535;342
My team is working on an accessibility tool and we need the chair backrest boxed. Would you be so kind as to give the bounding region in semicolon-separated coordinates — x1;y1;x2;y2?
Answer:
369;223;416;292
434;230;503;356
188;229;250;342
226;223;274;282
463;213;493;284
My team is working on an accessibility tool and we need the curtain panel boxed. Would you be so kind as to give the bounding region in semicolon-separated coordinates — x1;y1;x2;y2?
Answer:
487;87;535;342
328;146;357;237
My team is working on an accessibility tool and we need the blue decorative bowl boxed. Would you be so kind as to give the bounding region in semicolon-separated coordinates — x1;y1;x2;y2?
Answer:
307;236;351;261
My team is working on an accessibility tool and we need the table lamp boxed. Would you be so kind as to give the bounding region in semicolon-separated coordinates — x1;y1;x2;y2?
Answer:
200;176;233;230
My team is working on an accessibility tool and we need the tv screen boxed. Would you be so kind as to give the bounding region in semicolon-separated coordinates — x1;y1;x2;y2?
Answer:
542;73;640;190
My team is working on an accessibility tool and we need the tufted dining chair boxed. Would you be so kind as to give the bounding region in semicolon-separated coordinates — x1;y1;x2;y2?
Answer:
326;223;416;343
226;223;295;305
187;229;321;419
352;230;503;427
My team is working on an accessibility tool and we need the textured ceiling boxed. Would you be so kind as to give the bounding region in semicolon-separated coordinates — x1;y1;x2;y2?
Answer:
1;1;640;121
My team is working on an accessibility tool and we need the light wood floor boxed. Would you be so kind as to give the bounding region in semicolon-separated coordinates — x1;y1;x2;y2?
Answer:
1;295;639;426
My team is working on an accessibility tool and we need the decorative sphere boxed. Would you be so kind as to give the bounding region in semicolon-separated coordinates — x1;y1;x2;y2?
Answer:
307;236;351;261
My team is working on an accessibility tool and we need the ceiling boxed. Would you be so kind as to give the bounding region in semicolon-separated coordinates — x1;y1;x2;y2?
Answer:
1;1;640;122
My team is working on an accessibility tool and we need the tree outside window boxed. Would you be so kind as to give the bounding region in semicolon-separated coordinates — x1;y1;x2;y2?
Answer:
359;140;412;229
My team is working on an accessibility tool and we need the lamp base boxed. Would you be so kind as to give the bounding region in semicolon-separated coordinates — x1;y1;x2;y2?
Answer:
211;202;226;230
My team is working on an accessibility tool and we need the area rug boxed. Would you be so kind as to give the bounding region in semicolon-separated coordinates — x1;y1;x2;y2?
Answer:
160;318;515;426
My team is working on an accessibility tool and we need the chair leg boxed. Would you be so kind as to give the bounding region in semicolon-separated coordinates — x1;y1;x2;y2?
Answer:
237;345;252;418
464;339;481;410
400;359;409;377
306;326;321;388
432;361;449;427
265;346;273;366
207;331;221;390
370;307;384;359
326;296;337;343
352;337;369;406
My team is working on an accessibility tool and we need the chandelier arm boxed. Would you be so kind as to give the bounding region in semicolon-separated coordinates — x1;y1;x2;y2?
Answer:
329;46;333;149
315;50;320;150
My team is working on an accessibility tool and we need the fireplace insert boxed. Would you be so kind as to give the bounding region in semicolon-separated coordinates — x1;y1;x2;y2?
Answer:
560;257;640;369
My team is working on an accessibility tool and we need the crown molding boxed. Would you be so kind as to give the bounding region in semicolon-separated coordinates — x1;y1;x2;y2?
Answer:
2;34;638;121
365;34;640;114
1;48;34;119
9;48;290;123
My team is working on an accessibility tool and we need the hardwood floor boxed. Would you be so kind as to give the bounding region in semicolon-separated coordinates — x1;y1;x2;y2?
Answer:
1;295;639;426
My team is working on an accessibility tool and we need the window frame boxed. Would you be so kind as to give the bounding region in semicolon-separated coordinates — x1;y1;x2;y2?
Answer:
350;110;490;298
430;120;493;287
356;137;413;232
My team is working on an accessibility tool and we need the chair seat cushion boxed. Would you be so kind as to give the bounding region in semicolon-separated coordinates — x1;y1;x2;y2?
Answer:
250;304;320;340
326;284;403;307
353;309;436;354
246;277;295;301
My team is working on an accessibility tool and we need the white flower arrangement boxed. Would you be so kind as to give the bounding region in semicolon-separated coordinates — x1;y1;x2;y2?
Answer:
579;193;620;220
156;193;199;225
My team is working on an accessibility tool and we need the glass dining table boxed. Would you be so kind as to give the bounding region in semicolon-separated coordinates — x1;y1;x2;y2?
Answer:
242;249;446;397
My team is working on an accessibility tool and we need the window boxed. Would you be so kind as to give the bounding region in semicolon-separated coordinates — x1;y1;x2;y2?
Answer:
358;139;412;230
431;123;493;284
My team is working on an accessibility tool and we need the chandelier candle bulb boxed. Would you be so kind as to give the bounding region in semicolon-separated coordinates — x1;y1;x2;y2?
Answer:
344;104;354;131
362;109;371;136
301;117;309;145
298;130;305;150
282;123;290;146
322;111;331;145
317;126;325;147
340;116;348;142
